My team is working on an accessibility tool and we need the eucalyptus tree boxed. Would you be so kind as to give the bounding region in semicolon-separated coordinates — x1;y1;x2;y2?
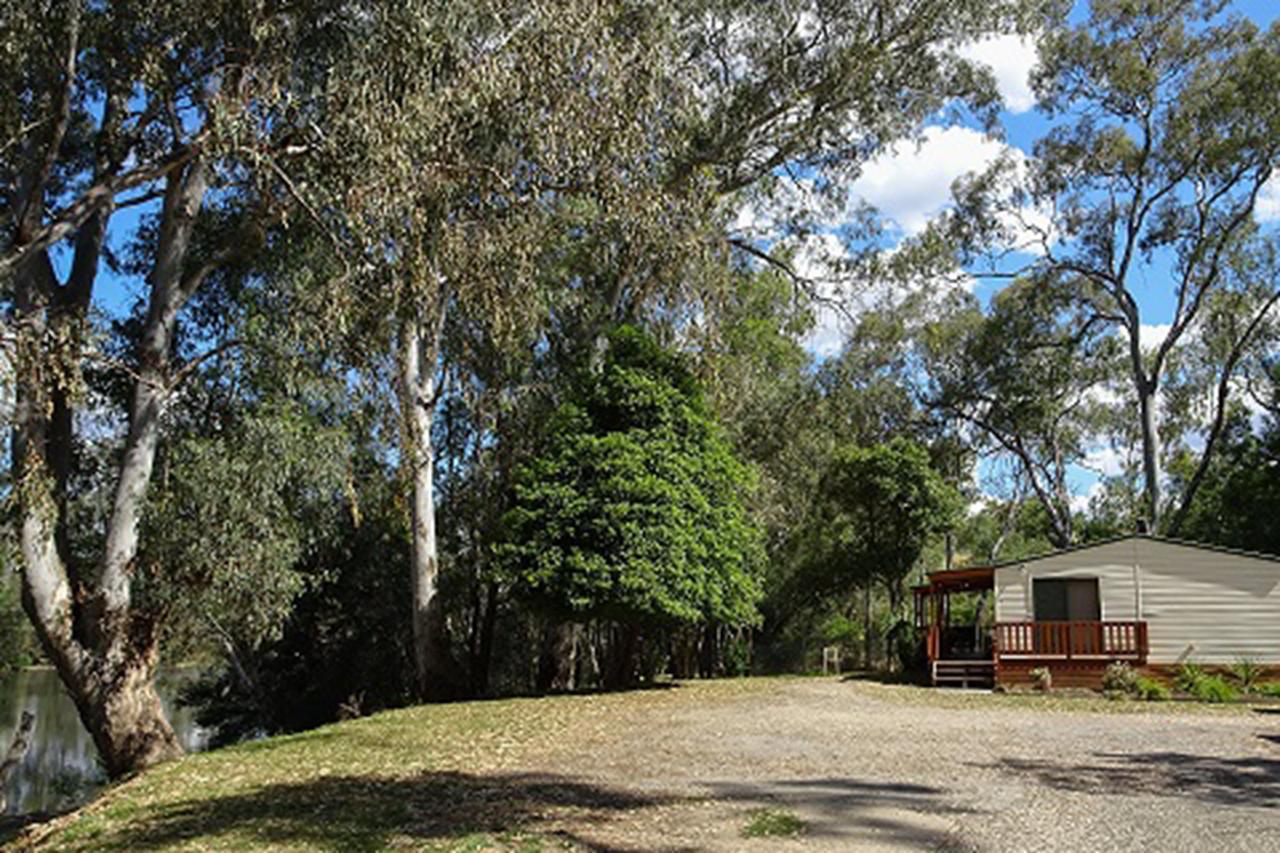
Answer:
298;0;717;699
944;0;1280;531
920;278;1118;547
0;0;363;775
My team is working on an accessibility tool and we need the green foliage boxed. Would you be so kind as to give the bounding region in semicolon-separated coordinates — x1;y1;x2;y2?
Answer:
1174;662;1208;694
0;573;37;675
181;478;415;746
1175;663;1239;703
1228;658;1266;694
1101;662;1139;697
742;809;806;839
1134;676;1171;702
140;404;347;655
803;438;961;598
1255;682;1280;699
502;327;764;629
1189;675;1239;704
1174;415;1280;554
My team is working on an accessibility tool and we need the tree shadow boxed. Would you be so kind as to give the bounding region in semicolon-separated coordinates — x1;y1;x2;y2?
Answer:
61;771;679;851
705;776;975;848
42;771;981;851
978;751;1280;808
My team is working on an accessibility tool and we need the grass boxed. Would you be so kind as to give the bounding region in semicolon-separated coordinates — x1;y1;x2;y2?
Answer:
854;679;1256;716
13;674;1264;850
741;808;806;838
14;679;770;852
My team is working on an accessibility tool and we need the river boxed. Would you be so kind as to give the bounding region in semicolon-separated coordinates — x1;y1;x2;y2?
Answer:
0;668;208;815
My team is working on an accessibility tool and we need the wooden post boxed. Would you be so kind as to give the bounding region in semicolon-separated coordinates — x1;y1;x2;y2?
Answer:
822;646;842;675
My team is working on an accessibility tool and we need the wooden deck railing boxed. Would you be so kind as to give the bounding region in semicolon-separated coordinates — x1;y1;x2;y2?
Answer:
994;621;1148;662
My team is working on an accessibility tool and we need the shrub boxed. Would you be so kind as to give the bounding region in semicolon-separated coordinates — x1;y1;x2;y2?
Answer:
1228;658;1266;693
1030;666;1052;692
1188;674;1238;703
1173;662;1207;694
1255;682;1280;699
1134;676;1171;701
1101;662;1139;696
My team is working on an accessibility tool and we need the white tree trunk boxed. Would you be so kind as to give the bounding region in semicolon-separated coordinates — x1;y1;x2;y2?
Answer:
397;309;449;699
10;161;207;778
1137;379;1162;530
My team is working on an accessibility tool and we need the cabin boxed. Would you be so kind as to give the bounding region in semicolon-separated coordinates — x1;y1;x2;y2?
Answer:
913;535;1280;689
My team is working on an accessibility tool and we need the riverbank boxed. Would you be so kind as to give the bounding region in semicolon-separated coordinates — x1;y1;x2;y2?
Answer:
12;677;1280;851
0;667;207;816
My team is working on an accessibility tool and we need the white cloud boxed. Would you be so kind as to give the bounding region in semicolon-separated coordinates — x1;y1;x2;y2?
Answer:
1258;172;1280;223
957;34;1040;114
1082;445;1128;478
1069;481;1106;515
1132;323;1173;352
847;125;1053;249
849;126;1009;236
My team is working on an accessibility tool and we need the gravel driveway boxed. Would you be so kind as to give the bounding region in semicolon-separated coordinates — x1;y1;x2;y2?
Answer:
516;678;1280;852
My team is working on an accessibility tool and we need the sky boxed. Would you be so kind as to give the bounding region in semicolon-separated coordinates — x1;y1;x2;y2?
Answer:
805;1;1280;510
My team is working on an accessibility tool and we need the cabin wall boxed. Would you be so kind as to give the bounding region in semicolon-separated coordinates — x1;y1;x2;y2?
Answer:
994;538;1280;665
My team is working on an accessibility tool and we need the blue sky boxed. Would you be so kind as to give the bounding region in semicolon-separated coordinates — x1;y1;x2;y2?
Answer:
791;1;1280;508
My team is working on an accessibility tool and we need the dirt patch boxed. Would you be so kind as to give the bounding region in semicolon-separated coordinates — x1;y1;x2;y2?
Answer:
512;678;1280;851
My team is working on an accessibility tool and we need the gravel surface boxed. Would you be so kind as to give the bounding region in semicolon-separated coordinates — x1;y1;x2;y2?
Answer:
512;678;1280;852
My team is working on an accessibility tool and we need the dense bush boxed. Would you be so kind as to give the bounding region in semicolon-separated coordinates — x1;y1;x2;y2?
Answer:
501;327;764;685
1101;662;1138;696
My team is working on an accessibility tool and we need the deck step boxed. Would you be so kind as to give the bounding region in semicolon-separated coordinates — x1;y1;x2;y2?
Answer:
932;660;995;689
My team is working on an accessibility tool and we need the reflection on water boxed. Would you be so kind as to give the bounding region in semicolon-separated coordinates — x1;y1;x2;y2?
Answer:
0;667;207;815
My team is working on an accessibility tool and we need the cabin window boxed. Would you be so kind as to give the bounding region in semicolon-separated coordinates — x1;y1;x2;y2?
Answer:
1033;578;1100;621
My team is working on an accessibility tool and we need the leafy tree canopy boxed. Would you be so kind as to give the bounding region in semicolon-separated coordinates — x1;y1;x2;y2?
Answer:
501;327;764;629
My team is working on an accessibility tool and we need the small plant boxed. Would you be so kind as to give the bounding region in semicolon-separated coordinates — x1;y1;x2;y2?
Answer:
743;808;807;838
1228;658;1266;693
1101;662;1138;696
1255;682;1280;698
1133;676;1171;701
1174;662;1207;694
1029;666;1052;692
1189;674;1238;703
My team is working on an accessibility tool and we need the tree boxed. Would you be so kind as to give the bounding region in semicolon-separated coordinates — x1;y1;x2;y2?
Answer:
1;0;355;776
946;0;1280;531
920;278;1118;547
501;327;763;687
805;439;960;667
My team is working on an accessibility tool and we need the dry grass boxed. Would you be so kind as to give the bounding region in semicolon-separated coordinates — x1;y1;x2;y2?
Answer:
13;675;1269;851
12;680;767;852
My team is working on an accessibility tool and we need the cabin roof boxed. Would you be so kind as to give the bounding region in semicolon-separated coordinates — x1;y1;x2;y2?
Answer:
960;533;1280;574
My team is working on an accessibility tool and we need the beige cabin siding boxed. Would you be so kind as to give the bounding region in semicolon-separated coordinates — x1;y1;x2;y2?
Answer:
994;537;1280;664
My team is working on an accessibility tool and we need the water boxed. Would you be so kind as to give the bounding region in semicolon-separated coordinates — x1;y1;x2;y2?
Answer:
0;667;208;815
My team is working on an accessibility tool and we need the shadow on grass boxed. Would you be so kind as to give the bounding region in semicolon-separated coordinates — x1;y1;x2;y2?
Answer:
55;771;674;851
47;771;980;851
980;751;1280;808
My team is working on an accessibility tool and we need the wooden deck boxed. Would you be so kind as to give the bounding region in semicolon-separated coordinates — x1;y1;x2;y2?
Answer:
927;621;1150;689
994;621;1148;662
